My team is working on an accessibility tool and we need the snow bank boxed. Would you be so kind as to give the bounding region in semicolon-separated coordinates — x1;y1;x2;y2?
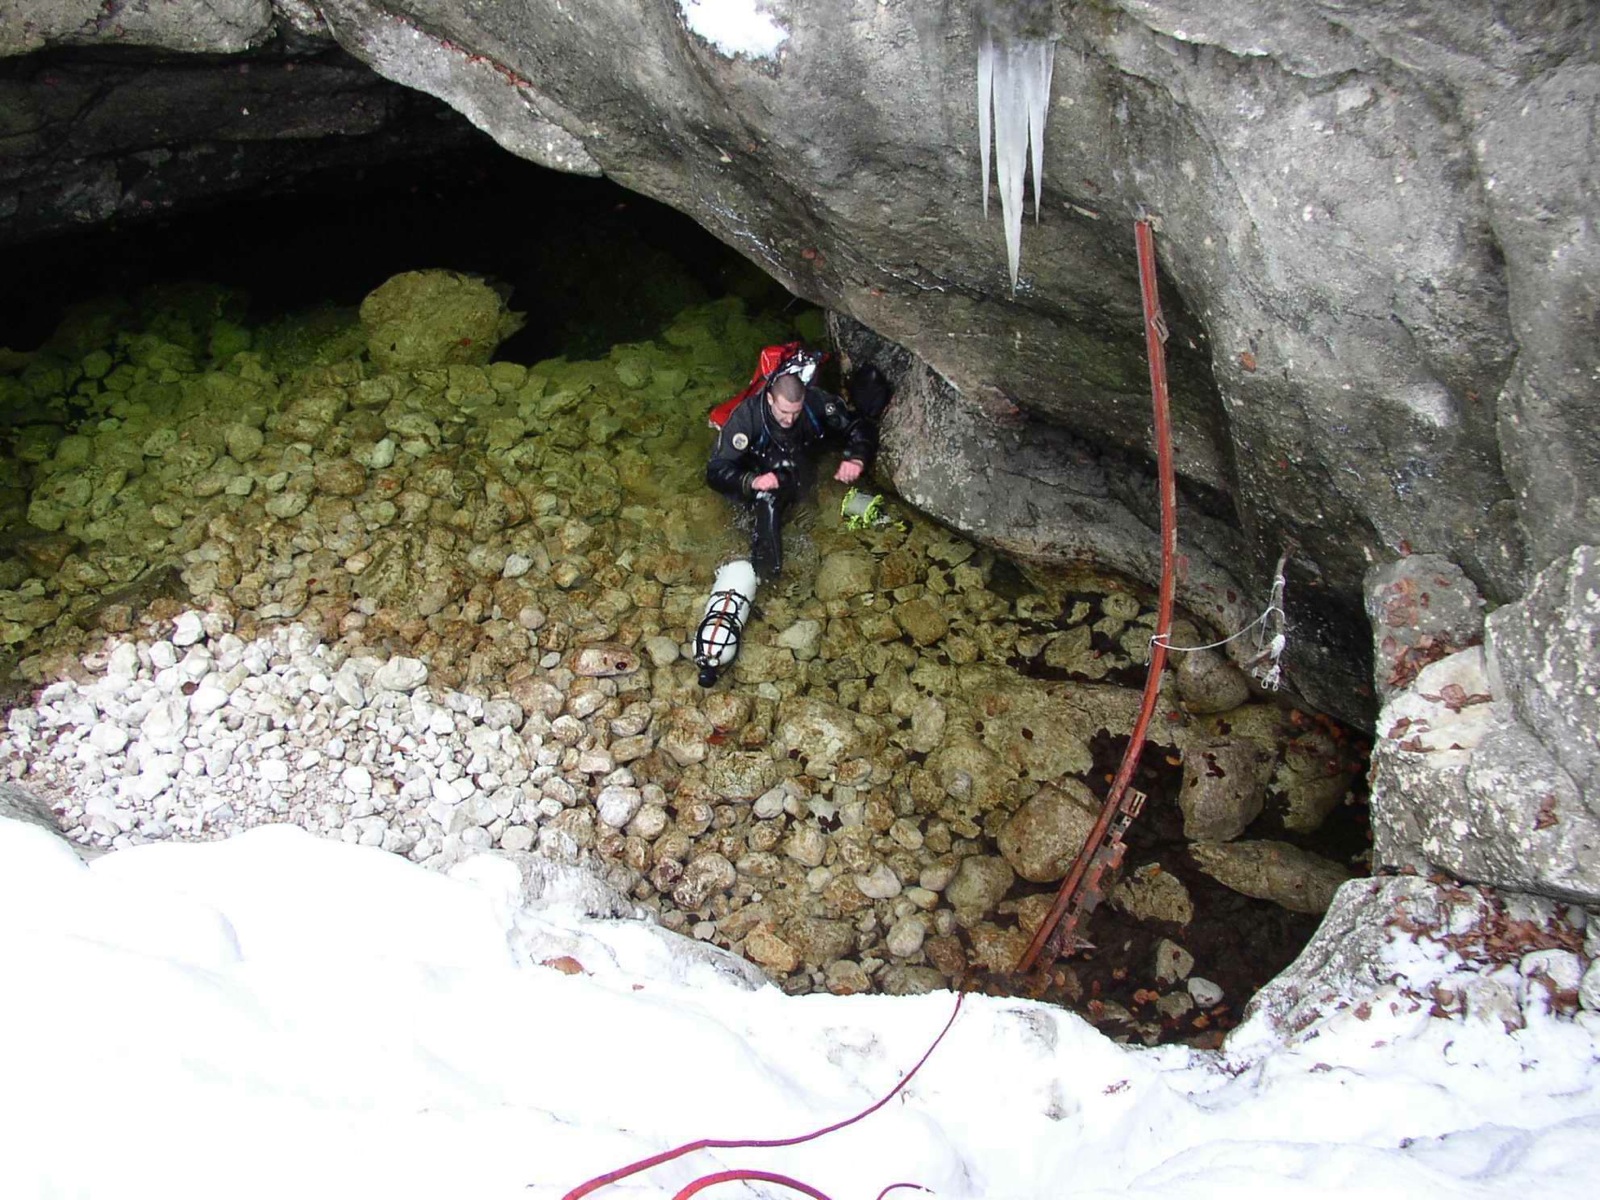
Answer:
3;816;1598;1199
678;0;788;60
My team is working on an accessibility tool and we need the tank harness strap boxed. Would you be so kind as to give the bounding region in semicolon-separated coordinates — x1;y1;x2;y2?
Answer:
694;589;749;661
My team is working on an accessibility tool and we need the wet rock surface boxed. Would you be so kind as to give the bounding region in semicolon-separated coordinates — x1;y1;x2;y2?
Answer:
0;275;1371;1043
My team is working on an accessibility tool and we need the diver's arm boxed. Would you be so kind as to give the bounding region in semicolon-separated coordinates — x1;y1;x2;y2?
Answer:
706;405;760;498
812;387;877;470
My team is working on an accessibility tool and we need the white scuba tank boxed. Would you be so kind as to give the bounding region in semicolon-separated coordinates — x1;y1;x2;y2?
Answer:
694;559;758;687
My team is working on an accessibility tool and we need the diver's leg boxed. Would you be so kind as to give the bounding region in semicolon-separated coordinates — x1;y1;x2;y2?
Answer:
752;492;783;579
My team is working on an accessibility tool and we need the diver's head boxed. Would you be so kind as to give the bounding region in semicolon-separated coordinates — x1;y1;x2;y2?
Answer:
768;373;805;429
697;663;720;688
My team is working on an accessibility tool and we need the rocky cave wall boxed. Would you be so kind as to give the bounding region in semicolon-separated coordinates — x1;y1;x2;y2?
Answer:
3;0;1598;732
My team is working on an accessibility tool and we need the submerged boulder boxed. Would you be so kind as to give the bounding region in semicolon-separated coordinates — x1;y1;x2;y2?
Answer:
1189;839;1351;915
359;270;524;372
997;779;1100;883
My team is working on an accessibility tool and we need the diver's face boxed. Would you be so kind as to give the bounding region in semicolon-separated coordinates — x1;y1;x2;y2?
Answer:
770;391;804;428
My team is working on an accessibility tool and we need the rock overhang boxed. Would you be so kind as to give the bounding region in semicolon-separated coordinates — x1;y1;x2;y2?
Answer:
4;0;1598;729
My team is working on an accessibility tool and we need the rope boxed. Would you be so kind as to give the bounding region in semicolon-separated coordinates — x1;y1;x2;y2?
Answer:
1149;551;1290;689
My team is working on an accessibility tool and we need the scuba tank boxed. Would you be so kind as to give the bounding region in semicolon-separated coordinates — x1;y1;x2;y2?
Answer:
694;559;759;687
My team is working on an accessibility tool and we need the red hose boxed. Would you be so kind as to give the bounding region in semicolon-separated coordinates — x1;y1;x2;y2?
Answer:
1017;216;1179;973
563;992;964;1200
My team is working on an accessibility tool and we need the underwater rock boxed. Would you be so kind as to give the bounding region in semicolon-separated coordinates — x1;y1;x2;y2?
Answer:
773;696;879;778
569;643;640;677
359;271;524;372
744;922;801;974
997;779;1099;883
672;851;736;910
1153;938;1195;985
1175;648;1253;715
784;916;855;967
968;922;1030;973
945;854;1015;916
1111;862;1195;927
814;551;876;602
703;751;777;802
893;596;949;647
1179;737;1268;842
1189;839;1351;915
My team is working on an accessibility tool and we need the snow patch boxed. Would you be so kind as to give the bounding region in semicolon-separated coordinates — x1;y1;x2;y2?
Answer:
678;0;788;60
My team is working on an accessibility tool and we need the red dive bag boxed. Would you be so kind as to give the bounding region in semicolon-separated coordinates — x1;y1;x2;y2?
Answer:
708;341;827;429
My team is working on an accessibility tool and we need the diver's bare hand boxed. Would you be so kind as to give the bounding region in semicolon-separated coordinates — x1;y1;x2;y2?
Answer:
834;460;864;484
751;472;781;492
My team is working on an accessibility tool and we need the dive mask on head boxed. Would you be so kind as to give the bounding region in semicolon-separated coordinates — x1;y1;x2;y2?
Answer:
775;349;823;387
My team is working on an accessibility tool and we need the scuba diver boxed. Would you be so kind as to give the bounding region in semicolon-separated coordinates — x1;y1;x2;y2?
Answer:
705;350;886;580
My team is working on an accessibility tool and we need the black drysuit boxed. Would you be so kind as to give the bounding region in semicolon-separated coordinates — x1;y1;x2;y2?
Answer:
705;384;877;579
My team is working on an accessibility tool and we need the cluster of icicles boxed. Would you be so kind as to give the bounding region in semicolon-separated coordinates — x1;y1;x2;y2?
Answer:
978;30;1055;291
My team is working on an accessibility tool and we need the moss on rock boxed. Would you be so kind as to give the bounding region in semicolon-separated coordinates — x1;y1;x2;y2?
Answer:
359;270;524;372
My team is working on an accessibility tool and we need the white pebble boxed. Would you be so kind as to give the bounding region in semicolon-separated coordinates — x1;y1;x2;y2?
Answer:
87;723;129;754
372;656;429;693
259;760;290;784
500;825;535;852
107;643;141;679
342;766;374;795
170;612;205;647
596;785;643;829
1188;976;1225;1007
855;863;903;900
189;682;231;717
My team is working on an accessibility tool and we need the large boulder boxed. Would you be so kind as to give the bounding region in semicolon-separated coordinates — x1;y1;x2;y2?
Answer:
1371;548;1600;903
1244;876;1585;1040
996;779;1100;883
359;271;524;372
1189;839;1351;915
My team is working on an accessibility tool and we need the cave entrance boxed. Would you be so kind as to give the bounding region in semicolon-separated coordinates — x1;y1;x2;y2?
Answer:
0;136;1370;1045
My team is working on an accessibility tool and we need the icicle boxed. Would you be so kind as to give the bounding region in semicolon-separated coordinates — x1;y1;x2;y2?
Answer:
978;34;993;220
978;31;1056;290
1026;40;1055;222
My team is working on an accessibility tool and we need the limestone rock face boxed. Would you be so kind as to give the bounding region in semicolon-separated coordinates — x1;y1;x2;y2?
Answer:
1371;548;1600;903
1486;545;1600;800
1;0;272;57
1365;554;1487;704
0;42;475;247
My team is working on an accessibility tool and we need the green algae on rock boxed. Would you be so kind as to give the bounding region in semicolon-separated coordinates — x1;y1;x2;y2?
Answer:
359;270;525;372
